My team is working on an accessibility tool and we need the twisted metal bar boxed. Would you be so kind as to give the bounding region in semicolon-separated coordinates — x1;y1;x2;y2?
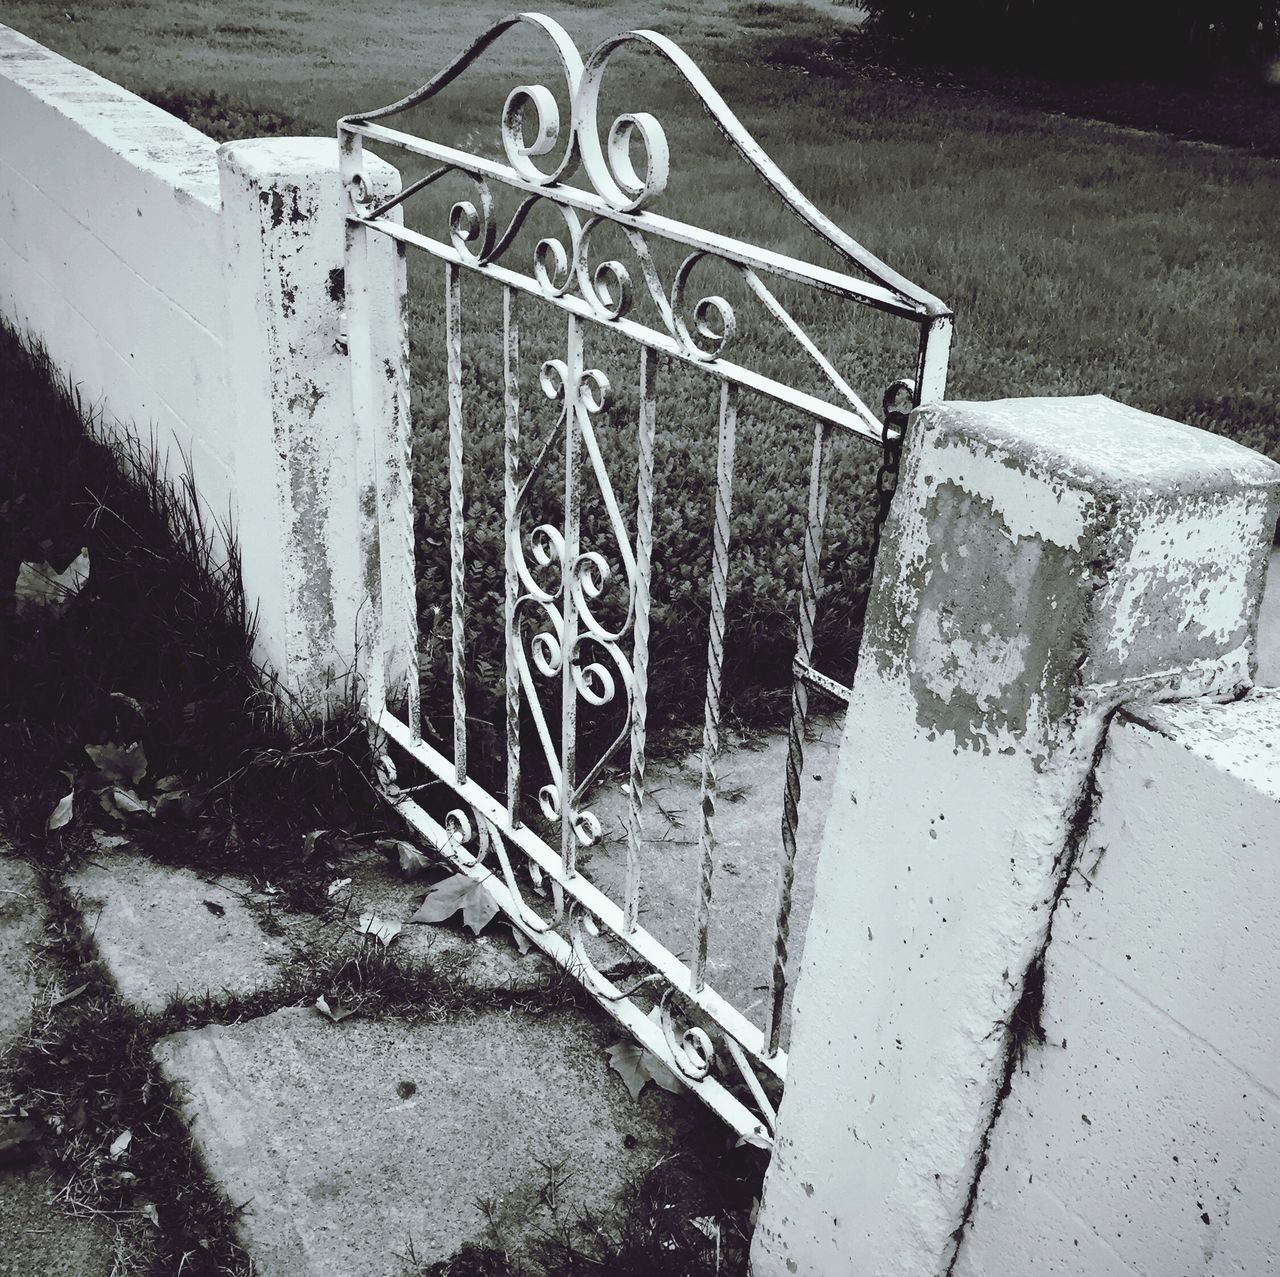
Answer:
623;347;658;934
503;285;522;824
560;314;584;881
691;381;739;994
764;420;833;1057
447;261;467;784
723;1032;777;1134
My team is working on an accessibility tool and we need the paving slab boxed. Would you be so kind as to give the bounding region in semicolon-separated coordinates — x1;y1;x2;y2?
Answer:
153;1004;696;1276
66;852;292;1014
0;853;41;1056
275;845;549;992
0;1149;118;1277
580;717;841;1048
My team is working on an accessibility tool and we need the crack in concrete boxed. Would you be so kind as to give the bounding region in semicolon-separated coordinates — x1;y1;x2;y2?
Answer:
942;719;1113;1276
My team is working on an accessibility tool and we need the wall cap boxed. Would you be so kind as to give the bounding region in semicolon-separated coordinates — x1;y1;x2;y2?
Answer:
917;395;1280;496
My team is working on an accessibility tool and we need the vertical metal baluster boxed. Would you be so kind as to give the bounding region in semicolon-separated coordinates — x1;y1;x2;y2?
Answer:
692;380;738;993
624;346;658;935
394;240;422;745
916;312;953;406
446;261;467;785
764;419;833;1056
503;285;522;826
560;314;583;880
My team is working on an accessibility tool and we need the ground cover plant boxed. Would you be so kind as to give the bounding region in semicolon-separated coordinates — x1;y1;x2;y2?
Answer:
7;0;1276;755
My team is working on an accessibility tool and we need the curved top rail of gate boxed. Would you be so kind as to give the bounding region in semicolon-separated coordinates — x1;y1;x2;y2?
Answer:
337;10;952;441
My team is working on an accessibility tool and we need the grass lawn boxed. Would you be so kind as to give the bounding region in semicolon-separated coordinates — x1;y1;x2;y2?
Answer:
5;0;1278;746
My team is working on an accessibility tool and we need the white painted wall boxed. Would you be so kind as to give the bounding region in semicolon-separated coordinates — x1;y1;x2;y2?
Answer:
752;398;1280;1277
0;25;235;518
955;690;1280;1277
0;25;412;712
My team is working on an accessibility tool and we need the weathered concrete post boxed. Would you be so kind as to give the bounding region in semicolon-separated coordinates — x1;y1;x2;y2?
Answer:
218;138;413;718
750;395;1280;1276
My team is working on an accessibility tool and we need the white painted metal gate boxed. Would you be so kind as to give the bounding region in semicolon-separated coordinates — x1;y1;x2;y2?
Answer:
339;11;951;1146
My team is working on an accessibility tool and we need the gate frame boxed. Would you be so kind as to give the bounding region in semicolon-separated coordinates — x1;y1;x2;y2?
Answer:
339;10;951;1144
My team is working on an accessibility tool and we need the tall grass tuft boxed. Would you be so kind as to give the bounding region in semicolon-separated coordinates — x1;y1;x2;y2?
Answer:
0;325;376;870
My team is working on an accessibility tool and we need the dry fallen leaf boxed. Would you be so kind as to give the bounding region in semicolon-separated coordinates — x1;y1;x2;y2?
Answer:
154;788;201;823
375;754;397;787
375;837;432;878
109;691;147;723
46;790;74;834
315;995;356;1024
502;919;533;955
14;547;89;614
691;1216;720;1242
49;982;89;1009
85;741;147;787
410;873;499;935
357;913;403;947
606;1009;685;1100
109;1129;132;1161
99;787;150;823
327;877;352;899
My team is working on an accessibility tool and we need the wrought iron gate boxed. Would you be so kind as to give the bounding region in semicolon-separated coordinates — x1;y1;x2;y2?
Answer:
339;12;951;1147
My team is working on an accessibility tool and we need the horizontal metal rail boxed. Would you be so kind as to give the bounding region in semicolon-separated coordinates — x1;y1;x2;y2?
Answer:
379;707;787;1084
792;657;853;706
355;213;886;442
345;120;938;321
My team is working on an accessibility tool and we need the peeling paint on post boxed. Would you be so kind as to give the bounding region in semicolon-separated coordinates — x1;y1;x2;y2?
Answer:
750;395;1280;1277
218;138;412;717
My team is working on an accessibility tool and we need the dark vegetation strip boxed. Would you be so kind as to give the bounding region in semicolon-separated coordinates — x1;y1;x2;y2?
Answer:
0;326;385;882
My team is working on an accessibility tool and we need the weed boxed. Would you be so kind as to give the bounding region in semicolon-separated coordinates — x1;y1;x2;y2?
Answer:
140;86;318;142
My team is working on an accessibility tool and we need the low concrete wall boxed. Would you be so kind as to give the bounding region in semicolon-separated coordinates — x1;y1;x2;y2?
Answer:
752;397;1280;1277
0;26;235;517
0;25;411;712
954;689;1280;1276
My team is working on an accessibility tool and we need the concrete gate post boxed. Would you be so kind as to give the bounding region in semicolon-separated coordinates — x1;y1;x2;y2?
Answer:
751;396;1280;1276
218;138;413;718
